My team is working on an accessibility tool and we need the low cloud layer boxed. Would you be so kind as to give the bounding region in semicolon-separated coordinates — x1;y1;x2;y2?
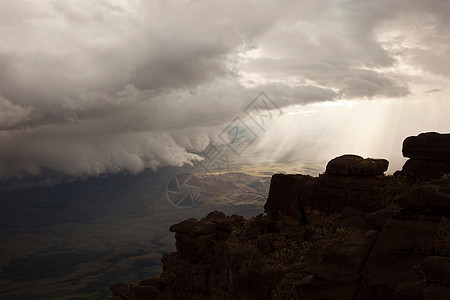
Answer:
0;0;449;180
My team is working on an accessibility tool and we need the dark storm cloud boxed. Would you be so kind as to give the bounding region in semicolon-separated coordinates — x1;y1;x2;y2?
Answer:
0;0;448;179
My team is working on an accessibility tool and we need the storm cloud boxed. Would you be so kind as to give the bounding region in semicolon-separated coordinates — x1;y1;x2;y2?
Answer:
0;0;448;179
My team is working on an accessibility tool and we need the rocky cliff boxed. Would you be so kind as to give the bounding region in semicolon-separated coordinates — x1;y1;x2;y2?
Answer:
106;132;450;300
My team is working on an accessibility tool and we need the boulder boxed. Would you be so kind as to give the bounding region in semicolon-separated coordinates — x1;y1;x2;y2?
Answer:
264;174;316;221
295;274;360;300
205;211;239;240
397;133;450;179
133;285;162;300
205;211;235;233
357;219;439;299
257;236;274;254
170;218;216;237
395;182;450;218
230;261;284;300
174;232;216;263
162;259;211;299
402;132;450;162
418;256;450;285
422;284;450;300
170;218;219;263
364;208;396;231
110;282;131;300
399;159;450;180
302;231;377;284
325;155;389;176
314;174;380;212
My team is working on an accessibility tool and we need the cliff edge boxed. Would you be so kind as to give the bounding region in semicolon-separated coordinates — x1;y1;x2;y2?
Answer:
106;132;450;300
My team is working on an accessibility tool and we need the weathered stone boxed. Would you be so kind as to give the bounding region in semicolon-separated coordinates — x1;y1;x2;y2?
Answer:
396;183;450;217
163;260;211;299
399;159;450;180
403;132;450;162
314;183;347;212
245;216;270;239
295;274;360;300
314;174;379;212
110;282;131;300
174;232;215;263
418;256;450;285
357;220;439;299
325;155;388;176
341;207;363;218
335;216;365;231
257;236;274;254
393;282;422;300
264;174;316;221
422;284;450;300
302;231;376;284
230;262;284;300
397;133;450;180
347;189;376;211
133;285;162;300
170;218;217;237
364;208;395;230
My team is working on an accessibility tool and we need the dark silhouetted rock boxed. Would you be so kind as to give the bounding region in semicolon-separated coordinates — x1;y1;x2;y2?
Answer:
395;181;450;219
173;231;215;263
205;210;235;233
264;174;316;221
325;154;389;176
357;219;439;299
257;236;274;254
169;218;216;237
303;231;377;284
364;208;396;230
399;159;450;180
161;259;211;299
295;274;360;300
110;282;131;300
230;261;284;300
244;215;270;239
133;285;162;300
169;218;219;263
314;174;382;212
335;215;365;231
403;132;450;162
341;207;363;218
397;132;450;179
422;284;450;300
418;256;450;285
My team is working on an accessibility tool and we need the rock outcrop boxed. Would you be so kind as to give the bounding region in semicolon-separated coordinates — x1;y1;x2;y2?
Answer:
397;132;450;180
265;154;391;216
105;133;450;300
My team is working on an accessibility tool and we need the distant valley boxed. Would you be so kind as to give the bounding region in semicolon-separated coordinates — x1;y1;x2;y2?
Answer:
0;161;324;299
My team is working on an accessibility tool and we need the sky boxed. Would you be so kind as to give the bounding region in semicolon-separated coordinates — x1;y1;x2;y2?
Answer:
0;0;449;180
